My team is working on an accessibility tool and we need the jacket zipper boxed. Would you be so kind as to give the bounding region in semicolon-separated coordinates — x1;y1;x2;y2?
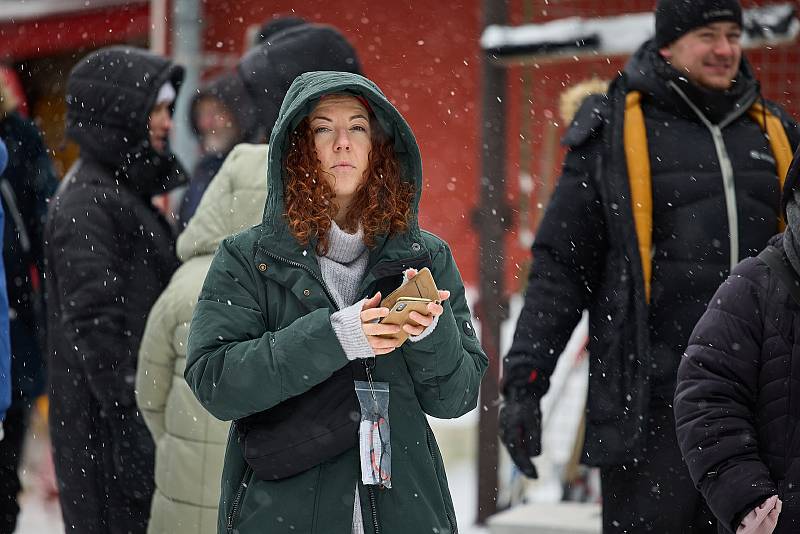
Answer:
263;247;378;532
425;426;457;533
260;249;341;311
367;485;381;534
668;81;752;272
226;467;251;533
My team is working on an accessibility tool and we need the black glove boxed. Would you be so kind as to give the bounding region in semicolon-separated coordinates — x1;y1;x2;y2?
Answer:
499;398;541;478
106;405;156;501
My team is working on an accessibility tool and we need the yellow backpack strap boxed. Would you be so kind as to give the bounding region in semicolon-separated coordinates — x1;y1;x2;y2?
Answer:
624;90;653;303
748;102;793;230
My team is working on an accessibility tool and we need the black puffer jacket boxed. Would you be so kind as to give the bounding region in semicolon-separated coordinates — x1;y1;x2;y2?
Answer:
675;235;800;533
503;40;799;466
45;46;185;532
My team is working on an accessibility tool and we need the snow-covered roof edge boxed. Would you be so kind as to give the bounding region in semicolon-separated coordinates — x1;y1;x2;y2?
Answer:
0;0;148;23
481;3;799;59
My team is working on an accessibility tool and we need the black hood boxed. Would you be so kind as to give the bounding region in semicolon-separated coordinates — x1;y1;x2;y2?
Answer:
232;23;362;143
624;39;758;125
66;46;187;196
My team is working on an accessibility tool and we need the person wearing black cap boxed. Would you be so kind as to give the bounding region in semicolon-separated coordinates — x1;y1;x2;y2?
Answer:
45;46;186;533
674;147;800;533
500;0;799;532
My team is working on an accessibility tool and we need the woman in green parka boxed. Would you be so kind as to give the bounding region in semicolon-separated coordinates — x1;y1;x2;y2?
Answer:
185;71;487;534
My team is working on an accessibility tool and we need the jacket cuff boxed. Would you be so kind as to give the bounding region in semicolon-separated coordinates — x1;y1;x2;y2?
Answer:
700;461;776;532
408;314;440;343
331;301;374;360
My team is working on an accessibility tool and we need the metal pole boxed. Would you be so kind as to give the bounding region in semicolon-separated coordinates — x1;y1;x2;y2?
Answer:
475;0;509;525
149;0;168;56
170;0;201;170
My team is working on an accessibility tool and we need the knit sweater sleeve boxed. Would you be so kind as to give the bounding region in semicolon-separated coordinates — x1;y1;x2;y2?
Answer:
330;300;374;360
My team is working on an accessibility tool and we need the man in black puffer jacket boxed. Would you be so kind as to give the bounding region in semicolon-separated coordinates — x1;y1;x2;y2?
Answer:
675;150;800;533
500;0;799;532
45;46;186;533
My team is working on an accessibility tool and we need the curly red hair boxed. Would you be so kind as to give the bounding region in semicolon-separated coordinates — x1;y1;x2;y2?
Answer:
283;115;414;255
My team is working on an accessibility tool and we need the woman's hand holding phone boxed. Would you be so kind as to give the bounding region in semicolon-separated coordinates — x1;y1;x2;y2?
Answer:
360;292;404;355
400;268;450;337
359;269;450;354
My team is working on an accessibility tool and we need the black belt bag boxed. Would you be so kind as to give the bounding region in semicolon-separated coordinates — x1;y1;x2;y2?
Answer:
235;361;365;480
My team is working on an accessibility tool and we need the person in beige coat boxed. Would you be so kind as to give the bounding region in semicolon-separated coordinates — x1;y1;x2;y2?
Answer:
136;144;268;534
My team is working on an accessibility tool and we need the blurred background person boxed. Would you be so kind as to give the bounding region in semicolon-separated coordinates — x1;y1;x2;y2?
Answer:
179;75;246;225
0;71;57;534
45;46;185;534
137;144;268;534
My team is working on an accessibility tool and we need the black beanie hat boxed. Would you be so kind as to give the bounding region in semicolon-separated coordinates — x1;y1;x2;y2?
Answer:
252;16;306;47
655;0;743;48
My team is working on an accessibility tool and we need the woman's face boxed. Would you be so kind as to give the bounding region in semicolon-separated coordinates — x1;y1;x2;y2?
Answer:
309;95;372;214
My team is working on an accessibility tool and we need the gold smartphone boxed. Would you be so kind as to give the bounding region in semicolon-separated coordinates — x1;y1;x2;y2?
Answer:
380;268;439;309
378;296;432;344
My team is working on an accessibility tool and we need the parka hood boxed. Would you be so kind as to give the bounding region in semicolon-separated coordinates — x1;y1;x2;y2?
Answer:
559;78;610;124
177;144;268;262
263;71;423;235
67;46;184;159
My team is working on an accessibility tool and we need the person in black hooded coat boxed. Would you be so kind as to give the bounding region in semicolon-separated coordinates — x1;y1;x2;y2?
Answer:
675;151;800;534
45;46;186;534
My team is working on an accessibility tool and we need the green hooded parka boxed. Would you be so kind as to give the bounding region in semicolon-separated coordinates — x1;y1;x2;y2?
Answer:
185;71;487;534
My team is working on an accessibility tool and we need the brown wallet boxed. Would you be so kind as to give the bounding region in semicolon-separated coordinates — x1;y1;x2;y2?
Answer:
380;267;440;310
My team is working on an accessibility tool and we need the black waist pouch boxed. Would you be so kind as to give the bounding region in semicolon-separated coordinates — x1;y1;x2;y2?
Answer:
235;361;365;480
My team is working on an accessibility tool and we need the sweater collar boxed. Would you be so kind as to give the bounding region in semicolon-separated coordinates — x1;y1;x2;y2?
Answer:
325;222;367;263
